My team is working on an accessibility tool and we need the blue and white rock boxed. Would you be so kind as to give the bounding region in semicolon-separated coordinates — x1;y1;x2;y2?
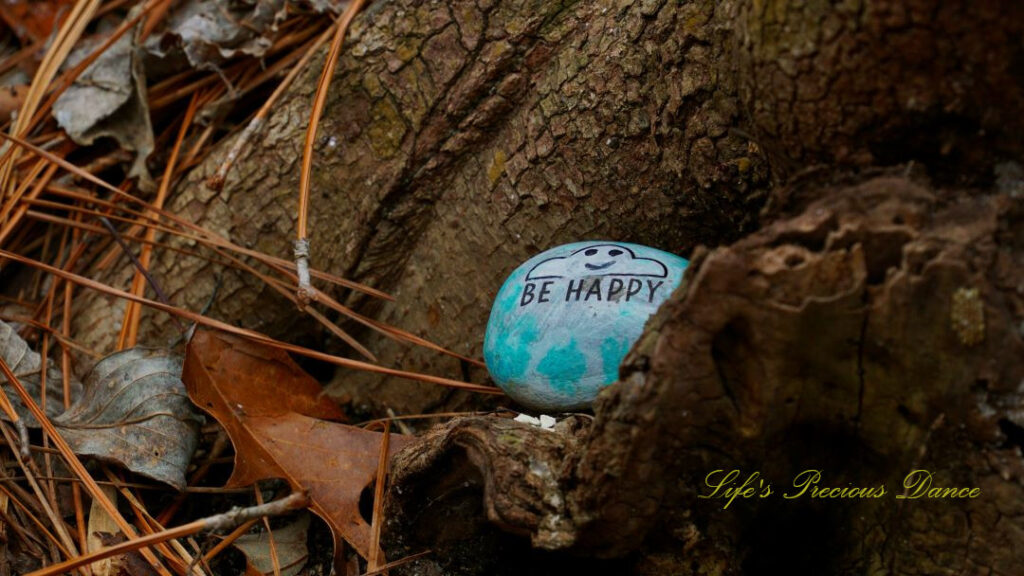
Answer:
484;241;688;411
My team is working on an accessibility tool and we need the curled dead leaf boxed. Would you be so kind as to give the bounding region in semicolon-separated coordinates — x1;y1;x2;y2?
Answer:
53;20;155;185
144;0;287;71
53;347;203;490
0;320;82;425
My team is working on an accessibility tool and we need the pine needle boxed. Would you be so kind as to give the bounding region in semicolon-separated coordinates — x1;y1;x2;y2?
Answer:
295;0;368;307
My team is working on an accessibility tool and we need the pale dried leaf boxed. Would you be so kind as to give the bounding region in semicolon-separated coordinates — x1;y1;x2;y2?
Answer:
53;348;203;489
87;485;122;576
53;19;154;185
297;0;349;14
144;0;287;71
0;320;83;426
234;513;310;576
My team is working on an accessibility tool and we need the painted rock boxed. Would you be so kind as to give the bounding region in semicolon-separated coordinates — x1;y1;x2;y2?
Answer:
484;241;688;411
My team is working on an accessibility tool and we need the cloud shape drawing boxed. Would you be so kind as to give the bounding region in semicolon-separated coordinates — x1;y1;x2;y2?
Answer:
525;243;668;280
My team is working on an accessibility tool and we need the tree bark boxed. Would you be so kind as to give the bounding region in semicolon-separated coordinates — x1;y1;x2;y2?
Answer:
69;0;1024;572
75;0;771;413
386;174;1024;575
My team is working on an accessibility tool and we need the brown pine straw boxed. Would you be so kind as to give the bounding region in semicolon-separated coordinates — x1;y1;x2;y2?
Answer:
0;0;102;201
118;92;199;349
4;137;484;365
0;248;502;394
24;205;377;361
26;202;482;365
36;227;71;565
359;550;433;576
252;487;283;576
0;131;391;299
295;0;368;307
368;421;391;572
59;225;91;562
0;357;175;576
24;492;310;576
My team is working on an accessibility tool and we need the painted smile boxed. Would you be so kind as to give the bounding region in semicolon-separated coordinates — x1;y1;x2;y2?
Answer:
585;261;615;270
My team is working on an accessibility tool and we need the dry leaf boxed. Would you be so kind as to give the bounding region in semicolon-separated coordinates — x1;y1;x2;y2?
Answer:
0;0;78;44
53;348;203;489
297;0;350;14
144;0;287;72
53;20;155;185
182;329;414;563
0;320;82;426
86;485;122;576
0;85;29;120
234;513;311;576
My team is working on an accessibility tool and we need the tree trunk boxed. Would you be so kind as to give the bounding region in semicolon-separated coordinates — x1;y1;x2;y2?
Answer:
386;174;1023;575
75;0;771;413
72;0;1024;573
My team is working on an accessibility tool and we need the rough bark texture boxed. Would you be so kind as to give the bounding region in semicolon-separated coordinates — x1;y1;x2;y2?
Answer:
74;0;770;416
388;175;1024;575
735;0;1024;178
381;416;609;575
74;0;1024;413
66;0;1024;573
573;175;1023;571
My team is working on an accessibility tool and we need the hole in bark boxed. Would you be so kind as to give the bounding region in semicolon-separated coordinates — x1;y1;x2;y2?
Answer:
893;214;905;225
998;418;1024;451
743;425;878;576
358;480;375;525
839;229;911;286
771;224;833;253
828;225;912;285
785;253;805;267
870;113;997;187
385;447;628;575
742;500;843;576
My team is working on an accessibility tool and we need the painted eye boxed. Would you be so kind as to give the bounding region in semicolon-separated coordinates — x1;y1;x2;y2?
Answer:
609;249;623;257
584;249;598;256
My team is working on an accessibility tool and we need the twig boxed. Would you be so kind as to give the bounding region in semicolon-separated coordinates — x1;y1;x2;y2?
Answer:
25;492;310;576
0;248;503;394
98;216;186;334
253;487;282;576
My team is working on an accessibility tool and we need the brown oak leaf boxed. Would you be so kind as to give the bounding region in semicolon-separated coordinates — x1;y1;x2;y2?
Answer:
181;329;413;563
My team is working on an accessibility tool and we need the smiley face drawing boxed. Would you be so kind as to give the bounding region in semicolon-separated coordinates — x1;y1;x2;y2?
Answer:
525;243;668;280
